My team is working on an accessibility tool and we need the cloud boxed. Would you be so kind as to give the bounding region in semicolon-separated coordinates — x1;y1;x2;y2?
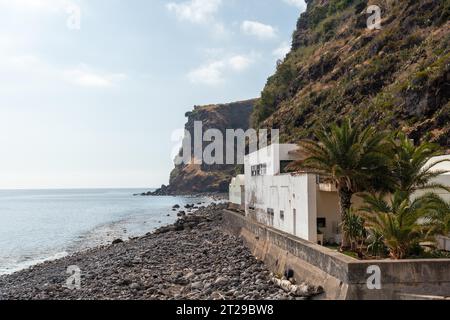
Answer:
273;42;291;59
282;0;307;10
188;54;254;86
241;20;277;40
166;0;228;38
228;55;253;72
0;52;125;89
188;60;225;86
166;0;222;24
63;65;126;88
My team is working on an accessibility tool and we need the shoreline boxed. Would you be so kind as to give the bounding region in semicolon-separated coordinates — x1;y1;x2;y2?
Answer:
137;190;228;201
0;203;321;300
0;192;218;277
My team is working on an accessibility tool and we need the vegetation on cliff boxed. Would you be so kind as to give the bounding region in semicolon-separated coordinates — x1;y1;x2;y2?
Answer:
253;0;449;148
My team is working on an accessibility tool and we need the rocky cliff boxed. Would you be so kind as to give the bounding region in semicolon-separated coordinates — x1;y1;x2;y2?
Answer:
253;0;449;147
152;99;256;195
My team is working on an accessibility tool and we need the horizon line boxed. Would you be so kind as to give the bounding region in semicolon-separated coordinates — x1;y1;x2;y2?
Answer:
0;187;157;191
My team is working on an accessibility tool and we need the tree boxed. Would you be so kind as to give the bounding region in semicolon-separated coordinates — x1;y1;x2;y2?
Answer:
366;229;386;258
341;209;366;252
359;133;450;259
360;191;437;259
390;132;450;194
421;193;450;236
291;119;393;248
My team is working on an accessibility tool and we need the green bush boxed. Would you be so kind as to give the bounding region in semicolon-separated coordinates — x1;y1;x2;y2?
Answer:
328;0;357;15
308;5;329;28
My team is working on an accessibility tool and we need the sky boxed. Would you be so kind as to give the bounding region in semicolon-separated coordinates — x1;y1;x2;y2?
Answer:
0;0;306;189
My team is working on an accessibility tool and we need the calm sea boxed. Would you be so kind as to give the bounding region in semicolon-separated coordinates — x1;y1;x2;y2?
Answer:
0;189;212;275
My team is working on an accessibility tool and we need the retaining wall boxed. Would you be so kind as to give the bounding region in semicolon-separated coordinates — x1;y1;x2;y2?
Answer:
222;209;450;300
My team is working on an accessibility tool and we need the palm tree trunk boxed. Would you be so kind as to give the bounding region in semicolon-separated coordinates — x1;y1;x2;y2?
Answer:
338;186;353;250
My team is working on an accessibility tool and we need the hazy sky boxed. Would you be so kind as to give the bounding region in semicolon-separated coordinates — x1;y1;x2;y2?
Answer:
0;0;306;189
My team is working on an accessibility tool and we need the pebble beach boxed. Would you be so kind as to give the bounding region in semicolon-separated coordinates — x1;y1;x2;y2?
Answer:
0;203;321;300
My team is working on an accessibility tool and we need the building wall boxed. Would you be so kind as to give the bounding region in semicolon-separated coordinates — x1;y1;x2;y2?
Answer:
243;172;450;245
417;155;450;202
229;175;245;206
315;189;382;243
245;173;318;243
243;148;450;245
316;191;340;243
244;144;298;176
414;174;450;202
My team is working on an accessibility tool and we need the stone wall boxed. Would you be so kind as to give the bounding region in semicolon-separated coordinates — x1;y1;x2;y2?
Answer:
222;209;450;300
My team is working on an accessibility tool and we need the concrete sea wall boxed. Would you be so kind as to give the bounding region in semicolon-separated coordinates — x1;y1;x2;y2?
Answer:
222;209;450;300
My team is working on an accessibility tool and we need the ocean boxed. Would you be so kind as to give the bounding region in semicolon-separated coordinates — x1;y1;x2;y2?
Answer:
0;189;213;275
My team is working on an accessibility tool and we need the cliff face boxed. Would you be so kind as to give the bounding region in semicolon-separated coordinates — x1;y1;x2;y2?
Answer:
164;99;256;194
253;0;449;147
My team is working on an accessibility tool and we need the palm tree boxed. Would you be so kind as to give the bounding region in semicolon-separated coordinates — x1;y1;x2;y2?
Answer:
359;134;450;258
360;191;436;259
390;132;450;194
366;229;386;258
421;193;450;236
291;119;393;247
341;209;366;252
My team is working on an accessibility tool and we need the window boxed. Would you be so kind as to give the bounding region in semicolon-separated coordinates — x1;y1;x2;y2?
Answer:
251;163;267;176
317;218;326;228
280;210;285;220
280;160;294;174
267;208;274;217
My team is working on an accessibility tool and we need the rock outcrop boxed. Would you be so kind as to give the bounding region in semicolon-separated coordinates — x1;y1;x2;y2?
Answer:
151;99;256;195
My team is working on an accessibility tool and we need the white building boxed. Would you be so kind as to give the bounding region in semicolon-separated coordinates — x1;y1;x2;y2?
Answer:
238;144;450;246
229;175;245;211
415;155;450;202
243;144;341;244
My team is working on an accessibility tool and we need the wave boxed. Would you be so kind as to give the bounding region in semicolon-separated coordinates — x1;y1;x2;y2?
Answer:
0;251;69;276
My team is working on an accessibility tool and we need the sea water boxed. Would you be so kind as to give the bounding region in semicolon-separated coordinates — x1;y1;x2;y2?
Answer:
0;189;212;275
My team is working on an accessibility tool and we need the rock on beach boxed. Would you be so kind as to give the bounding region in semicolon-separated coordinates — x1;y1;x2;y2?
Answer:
0;203;322;300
